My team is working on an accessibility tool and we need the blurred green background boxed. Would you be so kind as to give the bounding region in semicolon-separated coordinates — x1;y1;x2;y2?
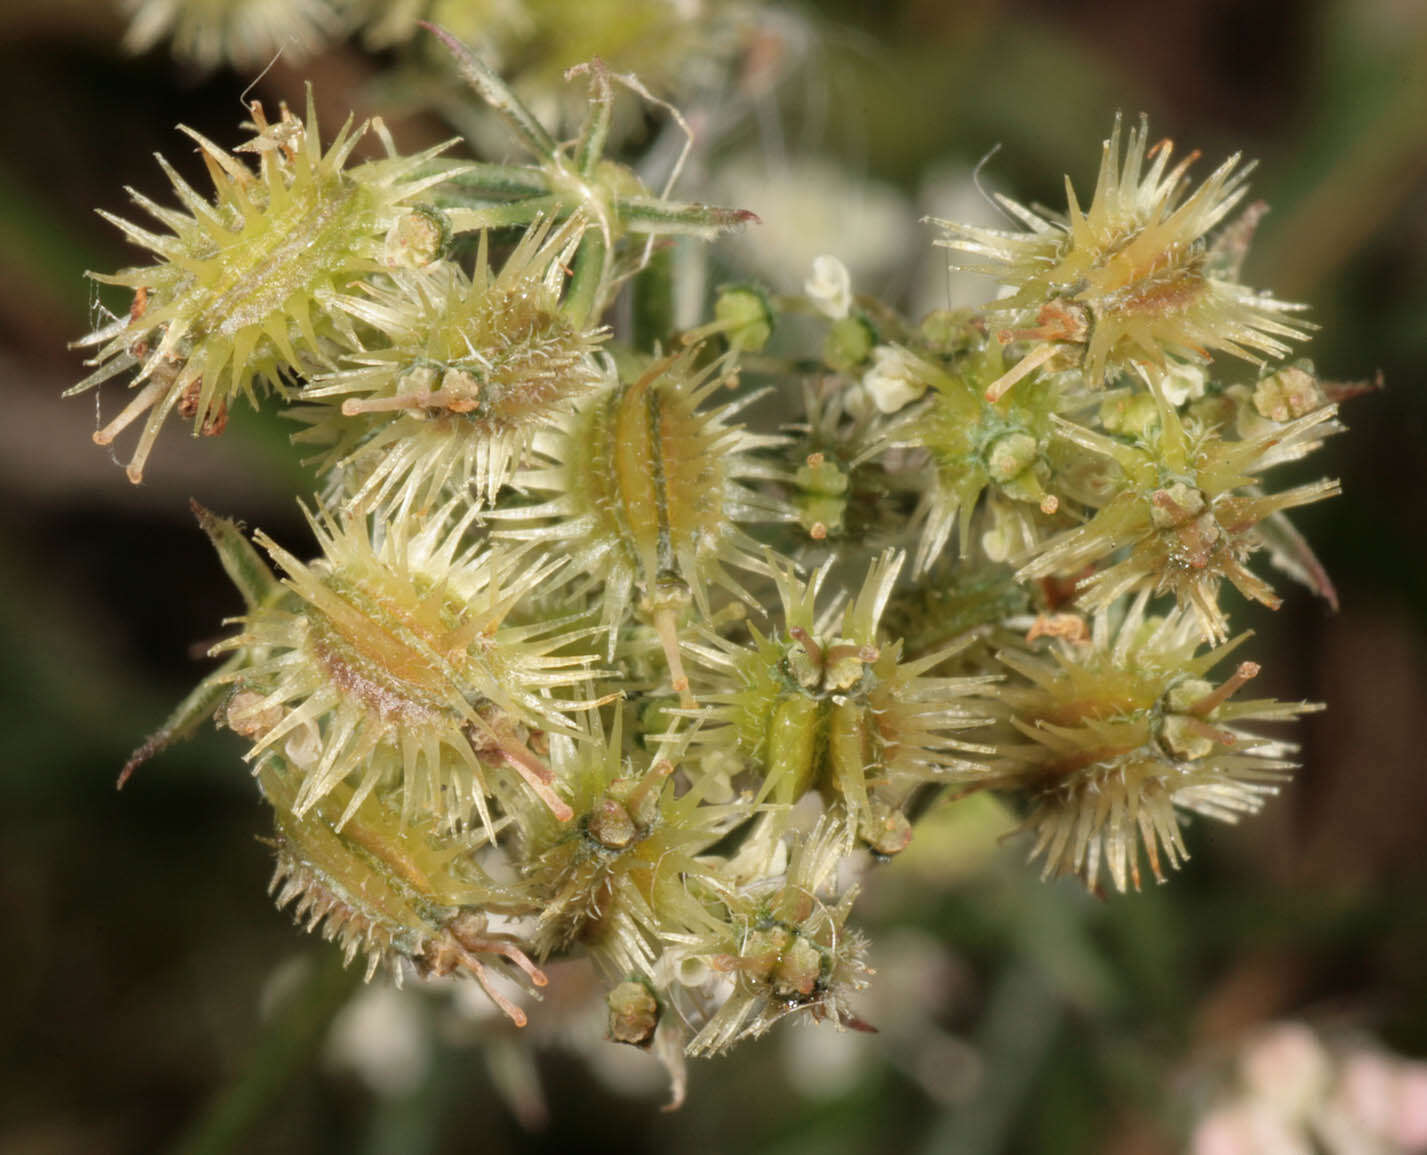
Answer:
2;1;1426;1152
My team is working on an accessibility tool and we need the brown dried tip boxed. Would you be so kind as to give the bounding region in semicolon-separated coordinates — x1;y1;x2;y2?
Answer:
116;739;161;789
1321;369;1385;404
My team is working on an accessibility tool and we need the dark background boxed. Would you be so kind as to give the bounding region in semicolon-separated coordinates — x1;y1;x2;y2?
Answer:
1;1;1425;1152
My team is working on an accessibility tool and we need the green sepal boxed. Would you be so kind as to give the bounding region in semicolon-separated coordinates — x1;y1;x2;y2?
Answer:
615;197;759;238
116;652;243;788
423;23;557;161
434;163;553;201
572;62;614;180
191;499;280;612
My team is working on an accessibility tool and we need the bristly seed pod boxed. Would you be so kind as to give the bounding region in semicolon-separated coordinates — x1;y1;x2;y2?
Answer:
208;499;603;834
68;87;461;482
931;113;1311;389
297;216;608;516
516;719;743;978
260;760;546;1026
493;345;791;704
1019;370;1341;640
77;77;1356;1082
685;550;994;850
680;819;873;1057
884;332;1077;571
981;593;1320;892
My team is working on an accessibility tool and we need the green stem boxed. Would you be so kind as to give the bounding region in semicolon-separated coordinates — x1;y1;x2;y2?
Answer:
444;197;561;234
562;230;609;328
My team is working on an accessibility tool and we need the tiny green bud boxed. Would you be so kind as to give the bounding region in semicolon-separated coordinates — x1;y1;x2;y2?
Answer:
714;285;774;352
607;980;660;1047
823;315;876;371
1099;390;1160;436
794;453;850;539
984;431;1039;484
795;454;850;499
797;495;846;539
384;205;451;268
773;936;823;1001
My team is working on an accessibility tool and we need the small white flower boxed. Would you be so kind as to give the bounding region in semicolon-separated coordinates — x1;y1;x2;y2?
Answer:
841;381;875;422
1160;360;1209;406
804;255;852;319
863;345;930;414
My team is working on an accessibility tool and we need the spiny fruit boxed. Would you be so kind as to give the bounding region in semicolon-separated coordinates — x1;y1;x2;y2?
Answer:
932;113;1310;390
69;88;459;482
209;500;601;834
980;594;1319;892
685;550;994;852
260;759;546;1025
495;345;789;703
298;216;608;516
1018;374;1340;641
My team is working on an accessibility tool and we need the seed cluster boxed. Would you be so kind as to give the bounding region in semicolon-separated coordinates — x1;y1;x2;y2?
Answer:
78;28;1347;1097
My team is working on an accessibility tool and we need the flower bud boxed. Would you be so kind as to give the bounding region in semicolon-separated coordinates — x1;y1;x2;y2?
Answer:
607;981;660;1046
863;345;931;414
804;255;852;319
